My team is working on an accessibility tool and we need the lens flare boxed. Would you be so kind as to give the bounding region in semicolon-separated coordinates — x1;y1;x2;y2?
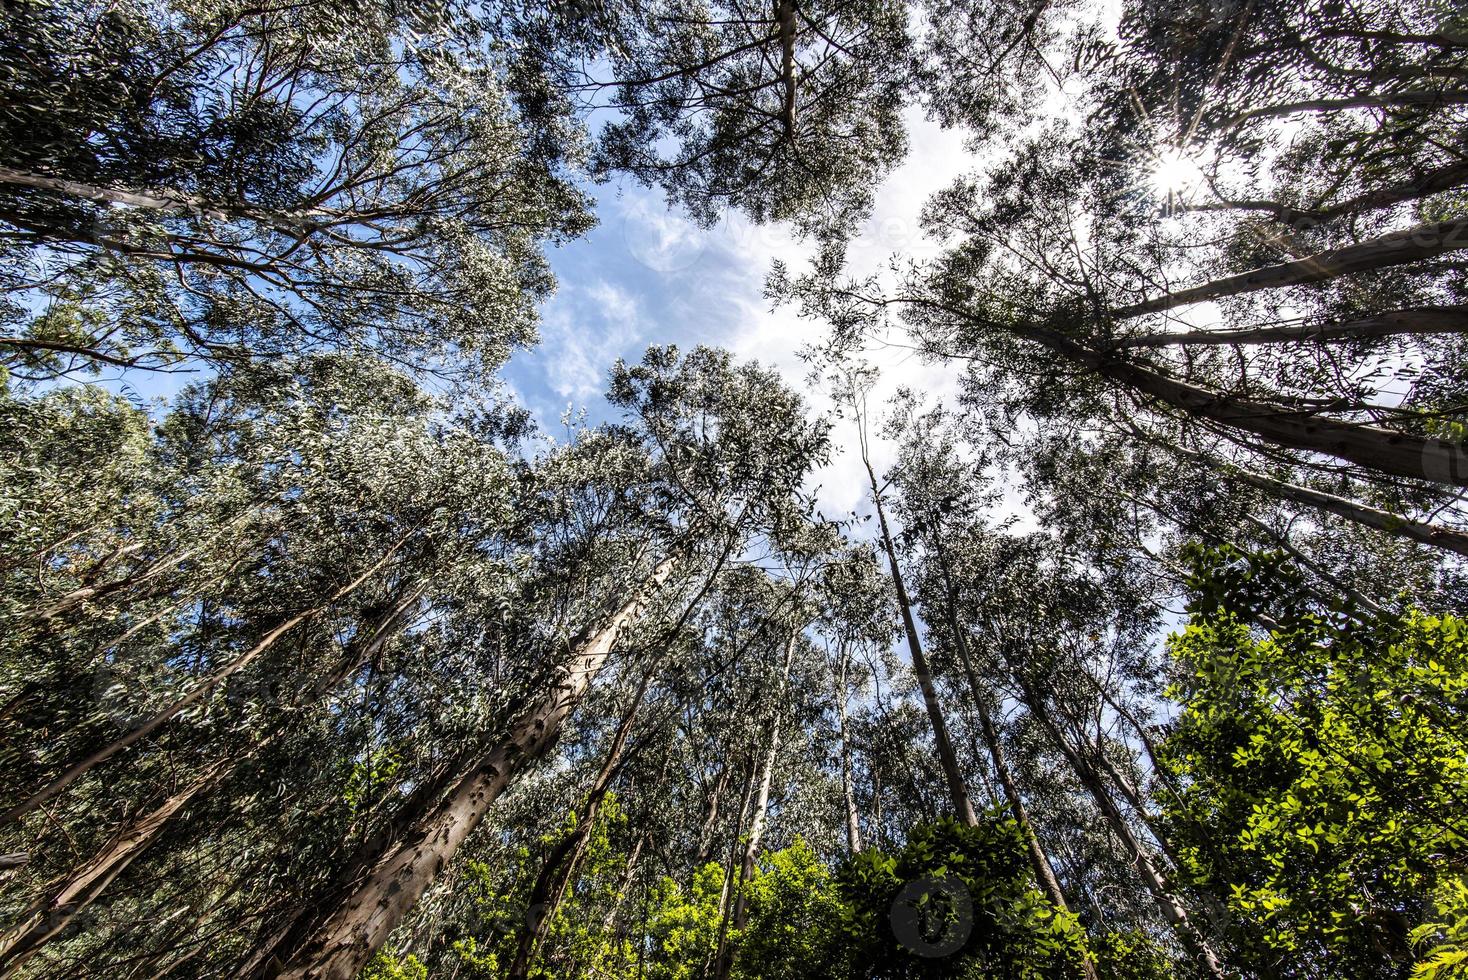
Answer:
1151;146;1206;198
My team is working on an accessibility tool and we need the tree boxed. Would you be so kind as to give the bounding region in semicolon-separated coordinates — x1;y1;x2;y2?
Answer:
1163;545;1468;979
513;0;912;239
0;0;592;377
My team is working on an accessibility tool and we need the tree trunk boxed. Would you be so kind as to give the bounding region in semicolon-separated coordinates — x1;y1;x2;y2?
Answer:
505;669;654;980
930;552;1091;978
776;0;798;141
1223;462;1468;556
1180;160;1468;229
713;632;796;980
864;457;979;826
1047;328;1468;486
1113;304;1468;349
261;555;678;980
1114;218;1468;318
835;643;863;854
0;762;225;975
732;634;796;929
696;762;732;864
1026;691;1227;979
1221;90;1468;130
0;166;332;233
0;587;423;972
4;538;412;825
706;757;759;980
600;832;647;934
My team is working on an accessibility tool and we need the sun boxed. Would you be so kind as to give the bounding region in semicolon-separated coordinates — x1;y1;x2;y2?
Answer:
1150;146;1207;199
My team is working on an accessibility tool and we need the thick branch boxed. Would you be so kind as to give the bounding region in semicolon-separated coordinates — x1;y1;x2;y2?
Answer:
1111;305;1468;348
1113;218;1468;318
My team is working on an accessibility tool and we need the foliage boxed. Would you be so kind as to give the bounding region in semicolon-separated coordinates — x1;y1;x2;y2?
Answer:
1163;547;1468;979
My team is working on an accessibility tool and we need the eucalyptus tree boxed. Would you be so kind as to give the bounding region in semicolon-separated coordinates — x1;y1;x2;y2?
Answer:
0;353;532;976
946;528;1226;976
825;362;982;829
0;0;593;378
509;0;912;239
776;0;1468;588
258;345;830;980
811;544;898;857
883;398;1087;930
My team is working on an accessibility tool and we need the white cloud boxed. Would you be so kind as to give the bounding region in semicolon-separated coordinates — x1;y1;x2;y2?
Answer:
535;279;646;403
710;111;978;525
522;109;1010;534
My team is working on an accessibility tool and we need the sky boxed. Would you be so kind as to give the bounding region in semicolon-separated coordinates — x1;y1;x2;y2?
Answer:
81;107;985;528
508;109;979;525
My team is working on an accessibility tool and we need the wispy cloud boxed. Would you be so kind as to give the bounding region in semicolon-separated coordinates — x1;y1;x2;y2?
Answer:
510;110;1016;530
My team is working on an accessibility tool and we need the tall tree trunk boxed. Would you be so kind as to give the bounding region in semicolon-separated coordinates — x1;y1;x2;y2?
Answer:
775;0;798;141
1218;460;1468;556
997;316;1468;486
1221;90;1468;129
1179;160;1468;229
601;832;647;934
713;632;796;980
1025;690;1227;979
863;456;979;826
871;767;883;846
696;762;732;864
4;537;413;825
0;166;334;232
0;762;224;977
261;555;678;980
835;643;863;854
505;669;654;980
706;757;759;980
1113;304;1468;348
929;554;1095;977
731;634;796;929
1113;217;1468;317
0;586;424;972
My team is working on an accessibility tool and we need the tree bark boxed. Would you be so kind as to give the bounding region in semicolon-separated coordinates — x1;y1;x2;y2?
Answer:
929;550;1093;978
1179;160;1468;229
713;631;796;980
1112;304;1468;349
835;643;863;854
864;456;980;826
1026;691;1226;979
600;832;647;934
0;586;423;972
505;669;654;980
925;297;1468;486
1221;90;1468;130
707;756;759;980
261;555;678;980
1237;463;1468;556
1113;218;1468;318
696;761;732;864
3;538;413;826
0;763;225;976
1064;334;1467;486
0;166;333;233
776;0;798;142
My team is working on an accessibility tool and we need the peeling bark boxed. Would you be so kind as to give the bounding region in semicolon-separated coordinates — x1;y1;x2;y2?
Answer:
262;555;678;980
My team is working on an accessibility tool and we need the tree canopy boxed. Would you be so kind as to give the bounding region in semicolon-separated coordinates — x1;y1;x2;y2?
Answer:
2;0;1466;978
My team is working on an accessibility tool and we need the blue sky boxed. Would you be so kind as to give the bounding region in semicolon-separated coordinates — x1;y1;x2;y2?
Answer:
510;111;982;523
88;110;990;526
